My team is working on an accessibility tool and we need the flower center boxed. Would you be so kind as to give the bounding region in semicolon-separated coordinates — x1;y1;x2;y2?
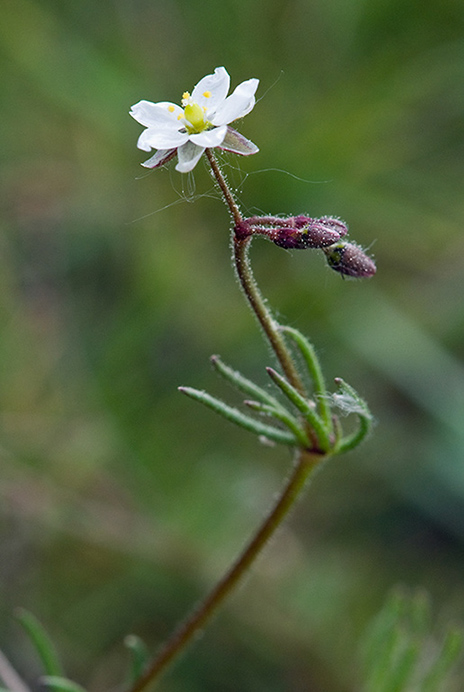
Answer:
181;92;210;133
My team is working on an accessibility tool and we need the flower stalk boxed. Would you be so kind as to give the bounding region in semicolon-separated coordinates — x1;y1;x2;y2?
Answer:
206;148;310;398
128;449;320;692
127;67;375;692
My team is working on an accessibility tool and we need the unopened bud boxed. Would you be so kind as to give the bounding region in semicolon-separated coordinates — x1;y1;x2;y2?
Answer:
273;220;342;249
325;242;376;278
317;216;348;238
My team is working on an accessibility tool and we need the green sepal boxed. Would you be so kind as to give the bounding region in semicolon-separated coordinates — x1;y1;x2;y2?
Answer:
244;400;311;448
124;635;149;684
279;326;332;429
266;368;331;451
331;378;373;454
15;609;63;678
179;387;298;446
210;355;281;408
40;677;87;692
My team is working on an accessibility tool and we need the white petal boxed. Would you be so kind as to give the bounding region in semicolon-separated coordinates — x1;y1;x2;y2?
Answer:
211;78;259;126
218;127;259;155
141;149;177;168
130;100;183;128
137;129;154;152
191;67;230;112
175;141;205;172
138;128;188;150
189;125;227;148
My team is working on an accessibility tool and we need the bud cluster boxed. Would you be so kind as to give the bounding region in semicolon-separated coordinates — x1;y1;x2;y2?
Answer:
234;214;376;278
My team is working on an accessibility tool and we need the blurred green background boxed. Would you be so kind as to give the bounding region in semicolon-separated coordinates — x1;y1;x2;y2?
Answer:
1;0;464;690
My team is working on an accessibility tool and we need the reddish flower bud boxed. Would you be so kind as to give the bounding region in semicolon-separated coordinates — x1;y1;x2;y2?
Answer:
290;216;348;237
324;242;376;278
273;222;342;249
317;216;348;238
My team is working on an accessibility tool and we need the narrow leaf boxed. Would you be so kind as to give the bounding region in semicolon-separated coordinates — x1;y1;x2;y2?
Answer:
124;635;149;684
15;610;63;678
361;590;406;689
386;642;419;692
266;368;331;451
244;400;310;448
422;629;463;692
179;387;297;445
40;677;87;692
279;326;332;428
210;355;281;408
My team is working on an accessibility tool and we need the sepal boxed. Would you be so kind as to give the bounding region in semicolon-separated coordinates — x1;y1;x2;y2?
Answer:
219;126;259;155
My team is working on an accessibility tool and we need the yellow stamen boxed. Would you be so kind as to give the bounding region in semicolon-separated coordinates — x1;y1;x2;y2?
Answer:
203;91;212;98
168;105;175;113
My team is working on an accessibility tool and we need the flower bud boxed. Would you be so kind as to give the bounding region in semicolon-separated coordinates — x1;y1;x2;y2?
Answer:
317;216;348;238
324;242;376;278
273;220;342;249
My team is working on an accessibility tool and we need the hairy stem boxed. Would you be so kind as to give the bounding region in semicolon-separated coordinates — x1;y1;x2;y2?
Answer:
233;235;308;398
205;149;306;398
128;151;327;692
128;449;321;692
205;148;242;226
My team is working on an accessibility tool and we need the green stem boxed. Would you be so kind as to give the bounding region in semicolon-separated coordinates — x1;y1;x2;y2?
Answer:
128;449;321;692
233;236;307;397
205;149;307;399
205;148;242;226
127;150;329;692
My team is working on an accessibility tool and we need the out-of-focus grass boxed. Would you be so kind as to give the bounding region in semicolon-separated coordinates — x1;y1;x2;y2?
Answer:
1;0;464;690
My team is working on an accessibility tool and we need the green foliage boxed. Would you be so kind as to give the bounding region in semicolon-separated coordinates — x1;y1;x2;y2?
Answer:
361;589;463;692
41;677;87;692
1;0;464;689
0;613;88;692
16;609;63;678
182;329;373;455
124;635;149;686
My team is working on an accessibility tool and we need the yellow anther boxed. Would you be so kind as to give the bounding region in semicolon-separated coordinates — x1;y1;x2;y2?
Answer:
203;91;212;98
168;105;175;113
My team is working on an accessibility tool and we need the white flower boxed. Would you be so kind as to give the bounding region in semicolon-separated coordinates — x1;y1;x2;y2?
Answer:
130;67;259;173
